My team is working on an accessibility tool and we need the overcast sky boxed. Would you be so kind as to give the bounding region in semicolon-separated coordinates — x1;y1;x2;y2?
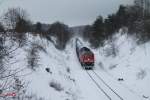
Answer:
0;0;134;26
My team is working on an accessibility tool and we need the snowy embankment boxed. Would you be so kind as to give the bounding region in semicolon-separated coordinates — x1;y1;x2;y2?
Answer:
7;31;150;100
94;32;150;100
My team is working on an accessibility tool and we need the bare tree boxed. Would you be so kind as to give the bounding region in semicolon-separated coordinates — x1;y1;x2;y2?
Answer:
26;42;46;71
0;34;23;100
2;8;32;47
27;45;40;71
2;7;29;30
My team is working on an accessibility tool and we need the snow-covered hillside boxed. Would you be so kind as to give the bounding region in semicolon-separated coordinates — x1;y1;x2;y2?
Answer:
3;31;150;100
94;32;150;100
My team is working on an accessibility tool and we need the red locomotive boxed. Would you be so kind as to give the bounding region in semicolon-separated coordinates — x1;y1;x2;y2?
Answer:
76;39;94;69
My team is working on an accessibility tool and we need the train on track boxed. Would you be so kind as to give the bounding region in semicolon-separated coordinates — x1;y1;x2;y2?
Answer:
76;39;95;69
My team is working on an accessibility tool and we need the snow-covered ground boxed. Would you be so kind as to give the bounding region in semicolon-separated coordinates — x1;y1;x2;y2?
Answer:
5;31;150;100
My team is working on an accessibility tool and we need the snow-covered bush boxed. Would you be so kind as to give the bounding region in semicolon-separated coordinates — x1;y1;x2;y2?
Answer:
136;69;147;80
103;41;119;57
98;62;104;70
49;80;63;91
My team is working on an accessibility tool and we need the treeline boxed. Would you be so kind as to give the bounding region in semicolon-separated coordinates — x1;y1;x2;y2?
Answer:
83;4;150;48
0;7;72;50
1;4;150;49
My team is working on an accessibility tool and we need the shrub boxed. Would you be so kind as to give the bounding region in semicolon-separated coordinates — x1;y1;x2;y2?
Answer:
49;80;63;91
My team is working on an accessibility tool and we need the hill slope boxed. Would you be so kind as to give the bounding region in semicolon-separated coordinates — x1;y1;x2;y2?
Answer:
1;31;149;100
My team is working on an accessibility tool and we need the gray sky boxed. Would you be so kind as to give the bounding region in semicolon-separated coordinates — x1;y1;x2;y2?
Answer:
0;0;134;26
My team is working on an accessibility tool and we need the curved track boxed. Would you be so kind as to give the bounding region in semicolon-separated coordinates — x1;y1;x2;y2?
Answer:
86;70;124;100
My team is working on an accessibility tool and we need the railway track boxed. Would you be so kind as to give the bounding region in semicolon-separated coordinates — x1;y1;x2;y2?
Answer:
86;70;124;100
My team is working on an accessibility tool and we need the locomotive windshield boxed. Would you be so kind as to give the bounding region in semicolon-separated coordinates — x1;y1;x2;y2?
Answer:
80;47;92;55
81;47;90;52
